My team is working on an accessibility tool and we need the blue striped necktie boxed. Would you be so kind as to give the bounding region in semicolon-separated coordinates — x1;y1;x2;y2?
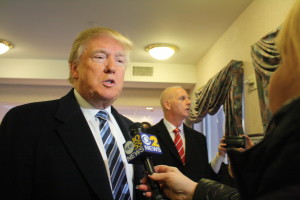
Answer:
96;110;131;200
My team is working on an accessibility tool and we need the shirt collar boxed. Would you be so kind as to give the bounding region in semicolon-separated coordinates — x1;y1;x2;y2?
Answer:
163;118;184;133
74;89;112;121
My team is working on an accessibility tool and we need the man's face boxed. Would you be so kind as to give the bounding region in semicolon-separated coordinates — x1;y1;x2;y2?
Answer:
70;35;127;108
169;88;191;119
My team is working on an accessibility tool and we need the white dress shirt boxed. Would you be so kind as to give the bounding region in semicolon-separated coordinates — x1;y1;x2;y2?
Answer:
163;119;186;151
74;89;133;198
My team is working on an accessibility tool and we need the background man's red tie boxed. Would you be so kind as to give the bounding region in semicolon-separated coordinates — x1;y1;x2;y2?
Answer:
173;128;185;164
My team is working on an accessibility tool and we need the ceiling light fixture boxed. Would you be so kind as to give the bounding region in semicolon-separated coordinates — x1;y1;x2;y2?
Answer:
0;40;13;54
145;43;179;60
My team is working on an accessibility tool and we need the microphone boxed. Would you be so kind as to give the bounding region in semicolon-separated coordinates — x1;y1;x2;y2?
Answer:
123;122;168;200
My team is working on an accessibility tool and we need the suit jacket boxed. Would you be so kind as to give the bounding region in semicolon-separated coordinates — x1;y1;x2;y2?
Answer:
146;119;216;182
0;89;145;200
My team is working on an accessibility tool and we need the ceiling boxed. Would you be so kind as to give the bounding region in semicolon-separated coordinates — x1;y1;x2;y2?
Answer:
0;0;253;65
0;0;254;124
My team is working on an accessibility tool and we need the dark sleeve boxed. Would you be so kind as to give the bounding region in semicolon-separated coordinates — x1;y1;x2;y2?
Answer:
0;107;35;199
193;178;240;200
255;185;300;200
214;163;237;188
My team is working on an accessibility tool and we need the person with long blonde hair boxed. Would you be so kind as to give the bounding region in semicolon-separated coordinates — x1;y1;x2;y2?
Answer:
138;0;300;199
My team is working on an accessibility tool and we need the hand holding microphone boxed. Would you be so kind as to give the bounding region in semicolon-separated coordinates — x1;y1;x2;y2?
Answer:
123;122;168;200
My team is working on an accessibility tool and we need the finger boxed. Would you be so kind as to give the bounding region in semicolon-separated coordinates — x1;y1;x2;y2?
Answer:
148;172;170;182
154;165;177;173
136;184;150;192
219;143;226;148
242;135;255;148
243;135;250;142
153;165;166;172
237;148;245;152
140;176;148;184
143;191;153;198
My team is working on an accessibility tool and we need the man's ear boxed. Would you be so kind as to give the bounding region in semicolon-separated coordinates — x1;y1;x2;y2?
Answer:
69;62;79;80
164;100;171;111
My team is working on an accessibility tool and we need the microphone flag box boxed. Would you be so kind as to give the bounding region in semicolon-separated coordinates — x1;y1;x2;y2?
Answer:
123;132;162;164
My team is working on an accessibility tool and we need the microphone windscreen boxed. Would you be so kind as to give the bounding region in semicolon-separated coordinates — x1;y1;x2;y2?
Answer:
129;122;143;131
129;122;144;137
124;124;162;164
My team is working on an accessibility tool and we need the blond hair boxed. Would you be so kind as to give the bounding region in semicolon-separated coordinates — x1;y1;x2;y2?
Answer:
68;27;133;83
276;0;300;72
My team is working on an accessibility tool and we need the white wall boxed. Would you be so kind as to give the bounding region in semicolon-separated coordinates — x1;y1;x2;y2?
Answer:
0;59;196;85
0;59;196;122
1;0;296;130
195;0;295;134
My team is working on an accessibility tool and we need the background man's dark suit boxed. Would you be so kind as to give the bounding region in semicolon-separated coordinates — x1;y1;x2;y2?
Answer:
0;90;144;200
147;119;216;182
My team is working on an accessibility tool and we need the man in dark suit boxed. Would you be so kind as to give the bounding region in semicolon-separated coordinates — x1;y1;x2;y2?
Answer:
0;27;144;200
147;86;225;182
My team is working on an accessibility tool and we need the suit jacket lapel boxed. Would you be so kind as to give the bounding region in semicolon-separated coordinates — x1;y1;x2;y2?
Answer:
183;124;193;164
55;90;113;199
155;120;182;163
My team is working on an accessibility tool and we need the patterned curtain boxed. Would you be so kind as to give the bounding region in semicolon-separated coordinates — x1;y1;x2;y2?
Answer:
188;60;244;136
250;28;280;131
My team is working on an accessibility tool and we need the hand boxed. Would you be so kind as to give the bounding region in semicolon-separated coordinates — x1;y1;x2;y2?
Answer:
244;135;255;149
234;135;255;152
217;137;227;157
137;165;198;200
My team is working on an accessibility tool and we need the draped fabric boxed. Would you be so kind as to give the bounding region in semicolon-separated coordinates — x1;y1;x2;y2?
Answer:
250;28;281;131
188;60;244;136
